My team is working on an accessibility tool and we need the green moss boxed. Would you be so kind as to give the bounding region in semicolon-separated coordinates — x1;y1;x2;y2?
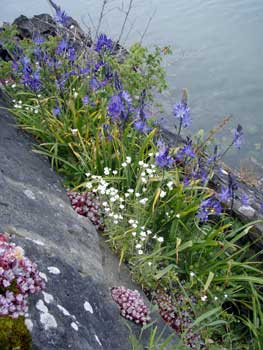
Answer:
0;316;32;350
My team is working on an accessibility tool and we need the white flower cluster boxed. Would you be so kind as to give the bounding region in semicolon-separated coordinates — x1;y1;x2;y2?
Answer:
13;99;40;114
84;158;166;255
138;160;156;184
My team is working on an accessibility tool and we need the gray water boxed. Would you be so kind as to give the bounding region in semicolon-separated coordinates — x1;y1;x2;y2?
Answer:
1;0;263;169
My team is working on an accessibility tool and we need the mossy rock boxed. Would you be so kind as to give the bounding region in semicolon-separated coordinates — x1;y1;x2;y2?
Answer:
0;316;32;350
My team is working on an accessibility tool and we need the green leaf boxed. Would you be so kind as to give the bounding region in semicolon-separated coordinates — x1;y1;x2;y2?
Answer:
204;272;215;292
154;264;178;280
192;307;221;327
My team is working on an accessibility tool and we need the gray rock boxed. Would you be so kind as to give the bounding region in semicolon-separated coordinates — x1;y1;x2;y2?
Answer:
0;103;176;349
238;205;256;219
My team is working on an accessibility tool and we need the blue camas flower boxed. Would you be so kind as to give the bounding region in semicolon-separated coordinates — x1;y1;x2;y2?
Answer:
197;196;222;221
95;34;113;53
33;35;45;45
56;39;68;55
134;120;151;134
176;143;195;160
89;77;101;91
240;193;249;206
155;142;174;168
22;69;42;92
80;63;90;75
55;6;70;26
217;186;231;202
173;102;191;128
113;72;123;91
52;106;61;116
107;94;124;121
233;124;244;149
68;47;76;61
82;96;89;105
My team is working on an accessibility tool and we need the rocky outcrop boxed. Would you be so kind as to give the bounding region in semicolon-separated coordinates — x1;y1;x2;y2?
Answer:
0;101;176;349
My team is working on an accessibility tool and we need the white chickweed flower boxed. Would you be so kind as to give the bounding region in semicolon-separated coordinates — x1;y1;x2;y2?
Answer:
157;236;164;243
201;295;207;302
139;198;148;205
71;128;78;136
126;156;132;164
138;250;143;255
160;191;166;198
190;271;195;277
104;167;110;175
122;162;127;167
167;181;174;190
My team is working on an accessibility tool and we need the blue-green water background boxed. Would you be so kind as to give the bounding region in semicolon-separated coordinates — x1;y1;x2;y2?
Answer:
1;0;263;169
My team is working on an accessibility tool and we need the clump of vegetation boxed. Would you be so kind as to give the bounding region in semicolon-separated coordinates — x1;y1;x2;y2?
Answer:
0;316;32;350
0;233;45;348
0;2;263;349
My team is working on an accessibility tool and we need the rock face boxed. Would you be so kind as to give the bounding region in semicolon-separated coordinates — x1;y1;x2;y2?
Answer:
0;102;176;349
0;11;91;62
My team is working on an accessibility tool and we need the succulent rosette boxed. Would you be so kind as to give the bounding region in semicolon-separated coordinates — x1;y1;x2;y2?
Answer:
0;233;45;318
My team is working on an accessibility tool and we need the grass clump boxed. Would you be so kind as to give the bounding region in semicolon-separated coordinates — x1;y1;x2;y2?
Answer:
0;317;32;350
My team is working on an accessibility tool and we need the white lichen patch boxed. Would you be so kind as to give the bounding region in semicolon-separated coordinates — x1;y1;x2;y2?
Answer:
36;299;48;313
95;334;102;346
40;312;58;330
239;205;256;218
36;299;57;330
39;272;48;282
25;237;45;246
33;239;45;246
47;266;61;275
24;189;36;200
24;318;33;332
71;322;79;331
84;301;94;314
42;292;54;304
220;169;228;175
57;304;70;316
